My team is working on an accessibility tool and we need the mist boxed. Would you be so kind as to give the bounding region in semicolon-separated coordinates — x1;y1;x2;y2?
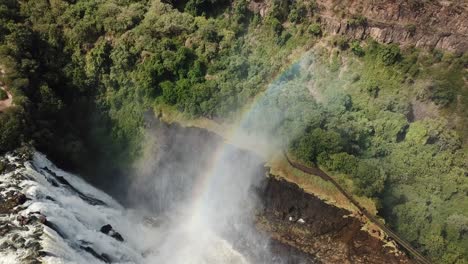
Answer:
119;52;331;263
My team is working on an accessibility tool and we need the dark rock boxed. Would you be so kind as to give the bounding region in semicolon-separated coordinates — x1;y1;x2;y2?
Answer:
100;224;112;234
38;251;57;258
110;232;124;242
43;221;66;239
46;178;59;187
25;241;41;251
15;193;27;205
100;253;112;263
16;237;26;247
0;241;9;250
42;167;107;206
0;223;12;236
80;246;110;263
22;258;41;264
17;215;29;226
11;233;19;241
45;196;56;202
100;224;124;242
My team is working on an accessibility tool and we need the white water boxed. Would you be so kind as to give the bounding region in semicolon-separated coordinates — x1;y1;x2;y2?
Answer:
0;152;249;264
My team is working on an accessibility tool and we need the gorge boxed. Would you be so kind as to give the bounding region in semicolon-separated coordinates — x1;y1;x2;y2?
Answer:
1;119;414;263
0;0;467;263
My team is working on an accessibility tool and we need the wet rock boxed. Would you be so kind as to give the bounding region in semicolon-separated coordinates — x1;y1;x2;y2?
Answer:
100;224;113;234
24;241;41;251
100;224;124;242
17;215;29;226
42;167;107;206
43;220;66;239
11;233;20;241
80;246;111;263
111;232;124;242
38;251;56;258
15;193;27;205
45;196;56;202
0;192;28;214
21;257;41;264
101;253;112;263
0;223;12;236
15;237;26;247
0;241;9;250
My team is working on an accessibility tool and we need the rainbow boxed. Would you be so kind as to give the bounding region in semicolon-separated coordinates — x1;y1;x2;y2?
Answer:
188;51;315;223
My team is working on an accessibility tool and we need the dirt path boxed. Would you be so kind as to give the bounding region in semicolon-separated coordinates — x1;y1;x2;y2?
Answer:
283;151;432;264
0;66;13;112
0;86;13;112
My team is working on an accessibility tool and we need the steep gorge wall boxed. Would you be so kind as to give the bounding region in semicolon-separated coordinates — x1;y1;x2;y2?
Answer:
250;0;468;52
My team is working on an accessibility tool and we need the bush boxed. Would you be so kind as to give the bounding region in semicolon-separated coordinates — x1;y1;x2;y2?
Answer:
405;24;416;36
319;152;359;174
290;128;343;164
380;44;401;65
277;31;291;46
0;108;25;153
333;36;348;50
269;17;283;35
0;89;7;100
347;15;367;27
307;23;321;36
352;160;386;197
288;4;307;23
350;41;364;56
428;81;456;107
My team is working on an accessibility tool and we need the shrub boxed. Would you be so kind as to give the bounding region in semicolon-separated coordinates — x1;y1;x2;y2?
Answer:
307;23;321;36
352;160;386;197
269;17;283;35
428;81;456;107
380;44;401;65
290;128;343;164
333;36;348;50
289;4;307;23
405;24;416;36
347;15;367;27
0;89;7;100
350;41;364;56
0;108;25;153
319;152;359;174
277;31;292;46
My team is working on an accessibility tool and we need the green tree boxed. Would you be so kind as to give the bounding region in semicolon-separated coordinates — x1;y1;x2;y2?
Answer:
290;128;343;164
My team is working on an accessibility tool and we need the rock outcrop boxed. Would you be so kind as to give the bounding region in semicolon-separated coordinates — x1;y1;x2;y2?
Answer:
249;0;468;53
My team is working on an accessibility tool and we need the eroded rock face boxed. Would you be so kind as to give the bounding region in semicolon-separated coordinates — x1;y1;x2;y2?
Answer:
249;0;468;52
258;178;413;264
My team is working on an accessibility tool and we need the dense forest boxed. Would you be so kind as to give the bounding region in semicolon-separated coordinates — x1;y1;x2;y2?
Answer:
0;0;467;263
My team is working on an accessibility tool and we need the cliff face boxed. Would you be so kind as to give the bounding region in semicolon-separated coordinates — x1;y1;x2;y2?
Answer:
258;178;413;264
250;0;468;52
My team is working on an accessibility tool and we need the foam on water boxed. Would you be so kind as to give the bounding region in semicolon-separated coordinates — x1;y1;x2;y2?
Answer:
0;152;249;264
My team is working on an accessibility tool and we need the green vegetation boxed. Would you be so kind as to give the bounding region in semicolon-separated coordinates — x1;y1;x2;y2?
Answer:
0;0;466;263
284;42;468;263
0;89;7;100
347;14;367;27
307;23;322;36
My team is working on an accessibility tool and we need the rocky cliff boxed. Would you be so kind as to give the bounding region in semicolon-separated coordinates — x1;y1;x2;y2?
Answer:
249;0;468;52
